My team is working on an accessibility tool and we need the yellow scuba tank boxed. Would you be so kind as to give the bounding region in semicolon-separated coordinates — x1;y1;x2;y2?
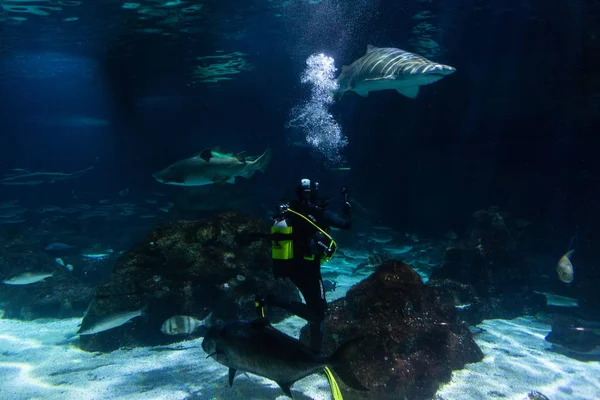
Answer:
271;219;293;260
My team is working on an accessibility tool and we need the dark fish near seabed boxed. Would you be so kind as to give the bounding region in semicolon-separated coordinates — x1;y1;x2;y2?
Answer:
202;318;368;398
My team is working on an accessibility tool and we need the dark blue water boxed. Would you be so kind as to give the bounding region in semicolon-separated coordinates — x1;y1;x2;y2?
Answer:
1;1;599;398
1;1;597;231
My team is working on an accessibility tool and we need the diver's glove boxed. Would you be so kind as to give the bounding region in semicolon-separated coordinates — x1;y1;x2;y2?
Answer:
341;187;351;215
343;201;352;214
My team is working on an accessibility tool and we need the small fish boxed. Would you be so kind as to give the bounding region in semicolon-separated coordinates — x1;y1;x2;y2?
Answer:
322;279;337;293
327;167;351;171
44;242;74;252
557;249;574;283
55;257;65;267
368;253;384;266
161;313;213;336
81;253;110;260
0;219;25;224
78;307;146;335
368;232;393;244
382;245;413;255
158;202;174;213
455;303;472;310
65;264;74;272
2;271;53;285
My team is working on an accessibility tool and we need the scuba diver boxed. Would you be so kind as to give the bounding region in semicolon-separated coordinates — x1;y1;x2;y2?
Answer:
256;178;352;352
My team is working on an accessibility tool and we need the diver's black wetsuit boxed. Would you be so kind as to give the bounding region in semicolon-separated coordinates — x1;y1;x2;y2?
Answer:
266;199;351;352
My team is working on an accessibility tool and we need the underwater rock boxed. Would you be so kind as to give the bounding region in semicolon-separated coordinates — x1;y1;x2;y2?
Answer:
527;391;550;400
79;212;300;352
431;206;523;294
429;207;546;323
428;278;546;326
301;260;483;400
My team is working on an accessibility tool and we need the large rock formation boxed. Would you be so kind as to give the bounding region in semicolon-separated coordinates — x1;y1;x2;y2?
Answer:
429;207;546;325
79;212;300;352
301;260;483;400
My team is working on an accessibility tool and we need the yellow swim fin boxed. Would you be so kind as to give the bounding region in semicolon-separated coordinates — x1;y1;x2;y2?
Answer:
324;366;343;400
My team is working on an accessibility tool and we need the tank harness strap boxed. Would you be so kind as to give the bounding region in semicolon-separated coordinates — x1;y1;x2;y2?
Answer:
285;208;337;258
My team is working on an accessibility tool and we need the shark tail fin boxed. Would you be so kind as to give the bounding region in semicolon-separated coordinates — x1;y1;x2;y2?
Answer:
248;148;272;175
327;336;369;392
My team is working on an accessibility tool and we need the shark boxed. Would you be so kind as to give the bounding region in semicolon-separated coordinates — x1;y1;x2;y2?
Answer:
153;148;271;186
335;45;456;99
0;167;94;185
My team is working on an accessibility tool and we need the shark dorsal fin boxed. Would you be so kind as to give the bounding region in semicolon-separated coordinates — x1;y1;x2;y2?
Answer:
234;151;246;162
199;149;213;162
366;44;378;54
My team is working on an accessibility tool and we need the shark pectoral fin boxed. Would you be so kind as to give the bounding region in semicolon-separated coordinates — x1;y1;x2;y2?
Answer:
397;86;420;99
199;149;213;162
353;87;369;97
277;382;293;398
234;151;247;162
212;176;232;184
226;177;236;184
228;368;237;386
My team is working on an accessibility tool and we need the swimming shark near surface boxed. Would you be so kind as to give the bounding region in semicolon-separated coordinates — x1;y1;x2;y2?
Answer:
153;148;271;186
335;45;456;99
0;166;94;185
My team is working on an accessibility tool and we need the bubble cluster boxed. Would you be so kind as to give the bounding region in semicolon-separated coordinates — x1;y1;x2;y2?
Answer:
287;53;347;163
